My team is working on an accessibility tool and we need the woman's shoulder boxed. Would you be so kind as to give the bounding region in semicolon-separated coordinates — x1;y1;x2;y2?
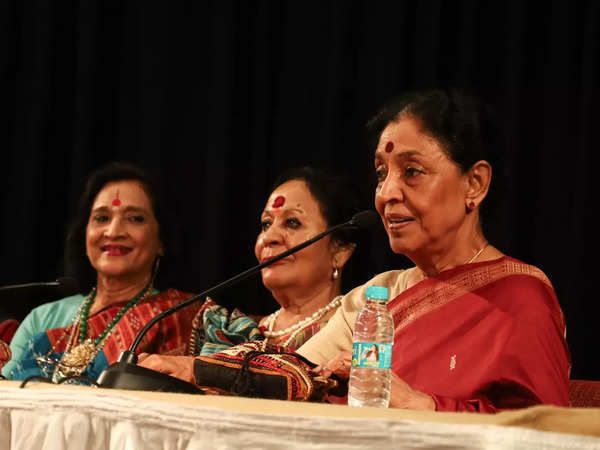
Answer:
148;288;196;303
491;256;554;290
482;256;562;320
370;268;415;287
146;288;202;317
29;293;86;318
22;293;86;333
341;269;413;311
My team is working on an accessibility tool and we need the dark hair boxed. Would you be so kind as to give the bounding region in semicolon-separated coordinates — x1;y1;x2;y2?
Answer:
271;167;360;246
270;167;363;293
367;89;499;172
64;162;174;292
366;88;502;227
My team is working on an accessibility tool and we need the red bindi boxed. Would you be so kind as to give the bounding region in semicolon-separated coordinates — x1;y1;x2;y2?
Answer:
385;141;394;153
271;195;285;209
112;190;121;207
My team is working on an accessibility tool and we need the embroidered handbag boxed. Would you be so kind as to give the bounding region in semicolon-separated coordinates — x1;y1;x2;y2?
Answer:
193;342;340;401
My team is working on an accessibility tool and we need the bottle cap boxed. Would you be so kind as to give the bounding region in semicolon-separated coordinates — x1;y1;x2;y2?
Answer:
365;285;388;301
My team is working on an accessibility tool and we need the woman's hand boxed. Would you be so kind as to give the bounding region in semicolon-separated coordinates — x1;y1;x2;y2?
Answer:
137;353;196;384
389;372;436;410
311;351;434;410
313;351;435;411
312;350;352;379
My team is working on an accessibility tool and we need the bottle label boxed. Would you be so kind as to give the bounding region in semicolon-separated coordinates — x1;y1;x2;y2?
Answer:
351;342;392;369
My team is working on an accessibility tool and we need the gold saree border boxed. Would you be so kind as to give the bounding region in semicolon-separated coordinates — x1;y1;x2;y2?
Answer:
390;258;552;338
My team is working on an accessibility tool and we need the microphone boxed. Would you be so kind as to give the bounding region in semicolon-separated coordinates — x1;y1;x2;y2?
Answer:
348;209;379;230
96;210;378;393
0;277;80;300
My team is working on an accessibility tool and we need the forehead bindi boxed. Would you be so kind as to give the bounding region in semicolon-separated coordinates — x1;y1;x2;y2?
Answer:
264;194;286;215
267;180;323;215
376;118;447;161
271;195;285;211
112;189;121;207
94;181;152;210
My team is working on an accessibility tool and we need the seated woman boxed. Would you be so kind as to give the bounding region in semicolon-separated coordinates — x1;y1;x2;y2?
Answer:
297;89;571;412
2;162;200;382
138;167;360;378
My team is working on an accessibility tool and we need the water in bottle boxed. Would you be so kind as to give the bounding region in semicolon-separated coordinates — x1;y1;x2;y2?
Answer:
348;285;393;408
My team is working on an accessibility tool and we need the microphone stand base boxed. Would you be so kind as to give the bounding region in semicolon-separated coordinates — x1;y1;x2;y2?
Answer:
97;361;204;395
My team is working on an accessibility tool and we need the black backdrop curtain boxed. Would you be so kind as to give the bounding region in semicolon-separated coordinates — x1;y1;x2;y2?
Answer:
0;1;598;379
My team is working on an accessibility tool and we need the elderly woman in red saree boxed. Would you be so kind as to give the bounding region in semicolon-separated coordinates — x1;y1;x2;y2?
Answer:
299;89;570;412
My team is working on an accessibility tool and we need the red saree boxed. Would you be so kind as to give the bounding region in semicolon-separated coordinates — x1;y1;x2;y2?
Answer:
389;257;570;412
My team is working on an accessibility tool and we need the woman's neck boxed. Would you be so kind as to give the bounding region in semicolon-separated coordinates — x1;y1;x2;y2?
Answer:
90;273;152;315
270;281;340;330
410;224;490;279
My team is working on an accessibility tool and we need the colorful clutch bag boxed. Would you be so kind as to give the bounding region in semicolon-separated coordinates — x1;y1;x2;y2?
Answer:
193;342;338;401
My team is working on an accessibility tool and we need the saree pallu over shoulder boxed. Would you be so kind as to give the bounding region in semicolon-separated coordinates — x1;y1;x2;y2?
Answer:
188;298;264;357
389;257;558;335
388;256;570;413
11;289;200;381
188;298;333;356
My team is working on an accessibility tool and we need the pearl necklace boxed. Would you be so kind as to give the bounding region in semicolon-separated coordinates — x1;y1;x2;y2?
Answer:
263;296;342;340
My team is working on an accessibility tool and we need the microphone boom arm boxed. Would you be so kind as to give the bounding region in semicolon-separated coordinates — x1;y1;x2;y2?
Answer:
121;218;355;363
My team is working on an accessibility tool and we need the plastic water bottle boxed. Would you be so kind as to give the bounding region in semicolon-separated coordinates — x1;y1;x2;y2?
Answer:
348;285;393;408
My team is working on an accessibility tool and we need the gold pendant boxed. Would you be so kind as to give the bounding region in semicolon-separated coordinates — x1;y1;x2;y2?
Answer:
54;339;97;381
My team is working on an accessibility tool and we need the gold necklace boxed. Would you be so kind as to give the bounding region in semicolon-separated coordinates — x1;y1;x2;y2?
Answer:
409;243;489;287
466;243;489;264
41;284;153;382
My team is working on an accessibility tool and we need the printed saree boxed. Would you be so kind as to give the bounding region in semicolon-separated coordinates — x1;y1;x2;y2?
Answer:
6;289;199;382
389;257;571;412
188;298;334;356
188;299;343;399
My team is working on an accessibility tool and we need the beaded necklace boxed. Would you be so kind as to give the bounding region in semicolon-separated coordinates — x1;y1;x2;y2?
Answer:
263;296;342;348
77;285;150;347
51;283;153;381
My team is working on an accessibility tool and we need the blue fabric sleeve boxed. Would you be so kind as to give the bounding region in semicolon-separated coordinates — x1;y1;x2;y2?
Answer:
1;295;84;378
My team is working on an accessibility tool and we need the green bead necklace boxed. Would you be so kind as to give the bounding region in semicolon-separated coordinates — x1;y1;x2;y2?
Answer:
78;283;152;345
54;282;153;382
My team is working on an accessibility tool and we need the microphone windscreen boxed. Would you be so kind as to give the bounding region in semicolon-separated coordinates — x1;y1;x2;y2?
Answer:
56;276;80;296
350;210;380;230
